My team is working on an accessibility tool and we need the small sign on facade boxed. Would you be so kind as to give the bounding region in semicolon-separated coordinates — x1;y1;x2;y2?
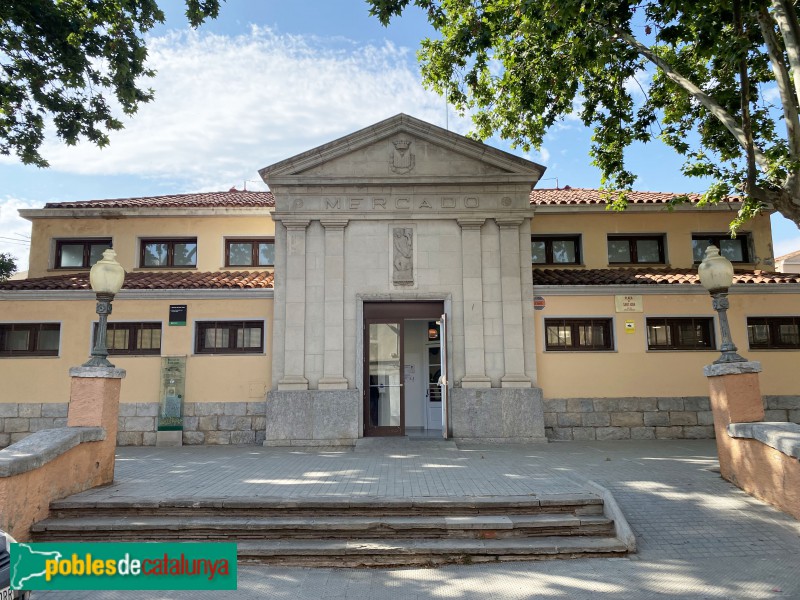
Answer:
533;296;546;311
169;304;187;326
615;295;643;313
625;320;636;334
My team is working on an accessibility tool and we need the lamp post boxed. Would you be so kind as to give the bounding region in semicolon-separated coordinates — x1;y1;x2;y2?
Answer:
698;244;747;364
83;248;126;368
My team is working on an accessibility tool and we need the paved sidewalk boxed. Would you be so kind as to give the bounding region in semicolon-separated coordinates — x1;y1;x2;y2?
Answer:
35;440;800;599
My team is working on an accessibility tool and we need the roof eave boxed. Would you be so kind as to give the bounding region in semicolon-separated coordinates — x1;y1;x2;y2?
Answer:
19;206;275;220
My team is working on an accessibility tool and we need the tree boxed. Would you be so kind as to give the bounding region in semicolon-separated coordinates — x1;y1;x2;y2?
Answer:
368;0;800;230
0;253;17;281
0;0;221;167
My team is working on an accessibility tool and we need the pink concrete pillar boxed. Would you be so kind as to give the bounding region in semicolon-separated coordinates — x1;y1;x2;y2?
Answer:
67;366;126;484
704;361;763;482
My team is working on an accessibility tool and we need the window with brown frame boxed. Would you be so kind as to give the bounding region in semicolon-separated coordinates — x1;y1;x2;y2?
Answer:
195;321;265;354
531;235;581;265
646;317;715;351
0;323;60;356
607;235;665;264
55;239;112;269
747;317;800;349
544;318;614;351
225;239;275;267
692;234;751;263
93;322;162;355
140;238;197;268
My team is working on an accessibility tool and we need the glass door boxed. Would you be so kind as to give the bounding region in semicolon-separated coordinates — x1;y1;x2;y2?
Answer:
364;320;404;436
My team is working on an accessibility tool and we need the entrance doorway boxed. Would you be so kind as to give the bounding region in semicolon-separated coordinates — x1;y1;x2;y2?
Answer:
363;302;447;438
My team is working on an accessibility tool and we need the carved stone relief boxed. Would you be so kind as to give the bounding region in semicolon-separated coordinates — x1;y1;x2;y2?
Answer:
392;227;414;285
390;138;415;174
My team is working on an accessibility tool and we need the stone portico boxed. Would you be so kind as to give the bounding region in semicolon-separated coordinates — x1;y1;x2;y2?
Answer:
261;114;547;445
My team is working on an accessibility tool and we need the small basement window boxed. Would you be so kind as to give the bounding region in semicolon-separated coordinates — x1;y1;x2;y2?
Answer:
544;318;614;351
195;321;265;354
646;317;715;351
0;323;60;356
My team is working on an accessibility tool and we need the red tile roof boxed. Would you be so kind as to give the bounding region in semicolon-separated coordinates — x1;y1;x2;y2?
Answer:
532;268;800;286
0;271;274;291
529;187;739;206
44;190;275;209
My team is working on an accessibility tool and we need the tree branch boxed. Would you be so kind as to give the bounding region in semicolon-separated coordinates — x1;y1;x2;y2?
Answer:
758;7;800;159
734;0;757;189
769;0;800;108
614;28;771;171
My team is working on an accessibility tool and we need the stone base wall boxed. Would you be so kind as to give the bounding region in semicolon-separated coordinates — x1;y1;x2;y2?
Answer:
543;396;800;441
264;390;360;446
0;403;69;447
451;387;547;442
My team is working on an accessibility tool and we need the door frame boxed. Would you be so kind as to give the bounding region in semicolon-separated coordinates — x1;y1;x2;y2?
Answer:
362;301;444;437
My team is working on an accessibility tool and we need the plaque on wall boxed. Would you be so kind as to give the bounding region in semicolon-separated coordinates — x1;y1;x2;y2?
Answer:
158;356;186;431
169;304;187;326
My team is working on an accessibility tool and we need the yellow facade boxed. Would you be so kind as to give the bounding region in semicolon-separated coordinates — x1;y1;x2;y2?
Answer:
27;212;275;277
0;296;273;406
533;292;799;398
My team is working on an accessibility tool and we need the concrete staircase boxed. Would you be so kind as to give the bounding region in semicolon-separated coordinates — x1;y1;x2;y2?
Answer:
31;494;630;566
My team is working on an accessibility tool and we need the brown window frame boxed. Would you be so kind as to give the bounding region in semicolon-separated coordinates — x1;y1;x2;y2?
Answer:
54;239;112;269
747;317;800;349
0;323;60;357
195;320;265;354
544;318;614;351
531;235;582;265
92;322;162;356
224;239;275;267
139;238;198;268
607;235;666;264
646;317;716;351
692;234;751;263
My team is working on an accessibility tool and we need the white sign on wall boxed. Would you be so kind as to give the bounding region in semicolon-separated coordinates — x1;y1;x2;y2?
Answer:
615;295;643;313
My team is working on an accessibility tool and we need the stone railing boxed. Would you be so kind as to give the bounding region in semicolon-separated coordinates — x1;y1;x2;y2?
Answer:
705;361;800;521
0;366;125;540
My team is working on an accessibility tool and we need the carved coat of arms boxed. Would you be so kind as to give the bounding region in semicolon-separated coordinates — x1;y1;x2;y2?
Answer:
390;138;415;174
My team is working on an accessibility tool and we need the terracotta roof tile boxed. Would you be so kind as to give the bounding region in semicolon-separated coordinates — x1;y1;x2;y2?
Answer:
0;271;274;291
532;268;800;286
529;187;739;206
44;190;275;209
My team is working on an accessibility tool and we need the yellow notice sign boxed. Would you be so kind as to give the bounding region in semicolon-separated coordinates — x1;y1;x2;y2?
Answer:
624;320;636;334
615;295;643;313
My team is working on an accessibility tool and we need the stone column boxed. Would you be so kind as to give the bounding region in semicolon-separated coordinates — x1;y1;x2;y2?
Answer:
704;361;764;481
67;365;126;483
496;218;531;388
458;218;491;388
319;219;349;390
279;219;310;390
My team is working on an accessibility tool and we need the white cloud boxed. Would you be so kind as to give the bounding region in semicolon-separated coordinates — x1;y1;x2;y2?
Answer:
30;27;470;190
0;197;41;272
624;68;651;101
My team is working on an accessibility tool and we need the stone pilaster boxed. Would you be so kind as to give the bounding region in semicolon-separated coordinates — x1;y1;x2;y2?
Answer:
320;219;349;390
496;218;531;388
278;219;310;390
458;218;491;388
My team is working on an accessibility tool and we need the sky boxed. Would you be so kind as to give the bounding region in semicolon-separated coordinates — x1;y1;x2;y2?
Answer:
1;0;799;270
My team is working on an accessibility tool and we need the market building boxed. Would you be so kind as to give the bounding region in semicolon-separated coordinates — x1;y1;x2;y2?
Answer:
1;114;798;447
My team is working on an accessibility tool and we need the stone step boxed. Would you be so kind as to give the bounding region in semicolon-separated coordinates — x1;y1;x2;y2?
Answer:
31;513;614;541
234;536;629;567
46;494;605;519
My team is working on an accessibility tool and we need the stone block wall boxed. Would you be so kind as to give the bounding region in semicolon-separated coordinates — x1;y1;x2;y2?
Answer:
543;396;800;441
0;403;69;447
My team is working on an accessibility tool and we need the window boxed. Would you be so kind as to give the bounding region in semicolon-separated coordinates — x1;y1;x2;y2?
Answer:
225;239;275;267
531;235;581;265
195;321;264;354
140;238;197;268
747;317;800;349
607;235;665;264
544;318;613;351
692;234;751;263
55;239;112;269
646;317;715;350
93;322;162;355
0;323;60;356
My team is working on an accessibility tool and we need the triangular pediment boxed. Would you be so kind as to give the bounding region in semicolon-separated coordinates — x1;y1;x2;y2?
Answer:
259;114;545;184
